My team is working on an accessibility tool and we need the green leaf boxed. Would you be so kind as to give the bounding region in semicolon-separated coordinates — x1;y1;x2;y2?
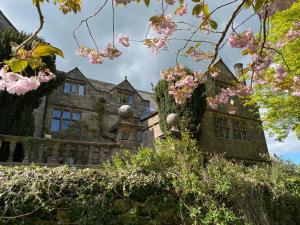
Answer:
209;20;218;30
192;4;201;16
27;56;44;70
201;3;209;16
32;43;64;58
245;0;253;9
144;0;150;7
192;0;200;2
4;58;28;73
254;0;264;12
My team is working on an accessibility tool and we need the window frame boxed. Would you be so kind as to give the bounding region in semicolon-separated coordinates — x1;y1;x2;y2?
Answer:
50;109;81;132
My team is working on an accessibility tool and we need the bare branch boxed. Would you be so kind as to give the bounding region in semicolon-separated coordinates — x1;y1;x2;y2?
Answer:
73;0;110;48
175;0;239;64
15;1;44;55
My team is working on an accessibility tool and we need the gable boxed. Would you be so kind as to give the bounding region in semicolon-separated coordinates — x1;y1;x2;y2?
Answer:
66;68;88;82
214;59;238;84
110;79;146;102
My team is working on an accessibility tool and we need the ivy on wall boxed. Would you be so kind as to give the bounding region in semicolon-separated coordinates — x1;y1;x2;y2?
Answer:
0;28;65;136
154;71;207;140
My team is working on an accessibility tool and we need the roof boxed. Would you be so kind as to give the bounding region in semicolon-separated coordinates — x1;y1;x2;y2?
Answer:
88;78;116;92
0;10;17;31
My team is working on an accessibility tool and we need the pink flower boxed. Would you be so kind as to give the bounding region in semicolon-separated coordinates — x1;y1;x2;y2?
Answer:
76;46;91;57
37;69;55;82
7;77;40;95
150;15;176;37
88;50;104;64
144;38;168;54
102;43;122;60
175;4;187;16
274;65;287;82
118;34;130;47
228;30;254;49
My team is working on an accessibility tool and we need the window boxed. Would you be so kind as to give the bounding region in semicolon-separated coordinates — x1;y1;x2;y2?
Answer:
232;119;248;141
79;85;85;95
63;82;85;95
213;116;230;139
121;132;129;140
50;109;81;132
118;92;134;105
64;83;71;93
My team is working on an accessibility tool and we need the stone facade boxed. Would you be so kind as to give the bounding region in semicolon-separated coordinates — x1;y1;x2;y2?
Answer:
141;59;269;163
34;67;155;150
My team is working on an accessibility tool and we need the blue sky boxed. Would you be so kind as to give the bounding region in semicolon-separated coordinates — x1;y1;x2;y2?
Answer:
0;0;299;163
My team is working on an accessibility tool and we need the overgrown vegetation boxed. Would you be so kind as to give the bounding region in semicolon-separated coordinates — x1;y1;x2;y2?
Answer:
0;134;299;225
154;72;206;139
0;28;64;136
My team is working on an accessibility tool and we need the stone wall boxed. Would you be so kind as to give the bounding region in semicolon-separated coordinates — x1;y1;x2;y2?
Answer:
0;134;120;166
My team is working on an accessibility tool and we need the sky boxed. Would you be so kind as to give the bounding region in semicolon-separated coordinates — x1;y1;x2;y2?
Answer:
0;0;299;163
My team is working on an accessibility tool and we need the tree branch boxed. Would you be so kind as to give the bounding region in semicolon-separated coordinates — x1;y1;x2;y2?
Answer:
15;1;44;55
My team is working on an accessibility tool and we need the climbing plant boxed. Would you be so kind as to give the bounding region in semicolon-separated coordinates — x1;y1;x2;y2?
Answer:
0;28;65;136
154;68;206;140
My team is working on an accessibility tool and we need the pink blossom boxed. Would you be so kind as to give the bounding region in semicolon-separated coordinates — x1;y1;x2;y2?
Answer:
88;50;104;64
228;30;254;49
175;4;187;16
6;77;40;95
145;38;168;54
118;34;130;47
59;1;71;13
276;41;286;48
274;65;287;82
76;46;91;57
150;15;176;37
103;43;122;60
293;76;300;83
37;69;55;82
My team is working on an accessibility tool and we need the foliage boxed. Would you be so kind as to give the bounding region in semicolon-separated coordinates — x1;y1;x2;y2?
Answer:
0;134;299;225
0;28;64;136
154;72;206;139
246;1;300;140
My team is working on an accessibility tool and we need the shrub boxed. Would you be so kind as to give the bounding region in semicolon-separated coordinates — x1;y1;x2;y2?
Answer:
0;134;299;224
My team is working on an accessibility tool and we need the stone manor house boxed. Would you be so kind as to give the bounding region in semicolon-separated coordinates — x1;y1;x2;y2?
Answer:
0;11;268;165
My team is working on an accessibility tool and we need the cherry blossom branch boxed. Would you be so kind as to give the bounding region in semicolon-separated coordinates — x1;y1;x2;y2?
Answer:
175;0;239;64
209;0;246;67
73;0;110;47
15;1;44;55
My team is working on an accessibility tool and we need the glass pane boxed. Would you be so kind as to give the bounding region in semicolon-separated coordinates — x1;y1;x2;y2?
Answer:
71;84;78;93
52;110;61;118
72;112;81;121
61;120;70;130
63;111;71;119
64;83;71;93
128;95;134;105
51;119;60;132
79;85;85;95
